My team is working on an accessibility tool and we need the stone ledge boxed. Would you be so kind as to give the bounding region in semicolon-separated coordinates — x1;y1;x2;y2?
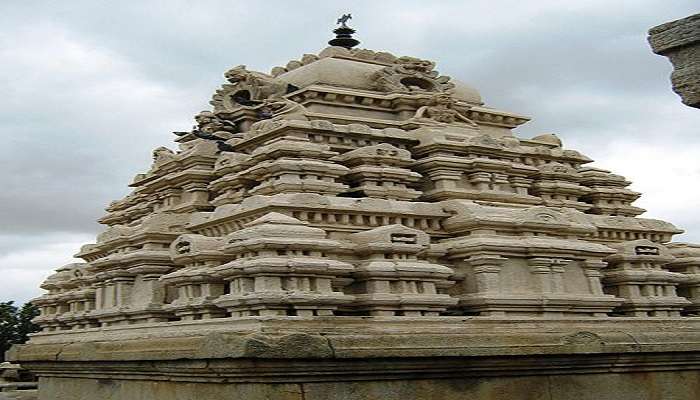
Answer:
10;317;700;363
12;352;700;384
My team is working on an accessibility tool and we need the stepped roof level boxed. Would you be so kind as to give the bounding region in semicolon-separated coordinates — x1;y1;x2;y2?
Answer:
10;16;700;400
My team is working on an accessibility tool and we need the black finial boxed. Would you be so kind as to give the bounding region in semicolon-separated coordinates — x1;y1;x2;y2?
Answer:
328;14;360;49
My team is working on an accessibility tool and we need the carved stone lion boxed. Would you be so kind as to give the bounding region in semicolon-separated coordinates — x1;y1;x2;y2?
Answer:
211;65;291;112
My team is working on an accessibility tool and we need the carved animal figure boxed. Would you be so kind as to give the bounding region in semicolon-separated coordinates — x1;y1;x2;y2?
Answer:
249;98;308;133
395;56;436;75
223;65;289;102
412;93;478;127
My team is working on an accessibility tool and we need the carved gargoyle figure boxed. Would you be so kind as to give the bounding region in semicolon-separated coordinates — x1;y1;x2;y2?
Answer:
372;56;455;93
411;93;478;127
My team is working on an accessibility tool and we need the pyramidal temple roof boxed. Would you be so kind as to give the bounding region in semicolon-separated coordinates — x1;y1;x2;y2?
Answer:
19;17;700;367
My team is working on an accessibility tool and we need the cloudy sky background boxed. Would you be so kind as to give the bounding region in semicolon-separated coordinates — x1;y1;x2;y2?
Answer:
1;1;699;304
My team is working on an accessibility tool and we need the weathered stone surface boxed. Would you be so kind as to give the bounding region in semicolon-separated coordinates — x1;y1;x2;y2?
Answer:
38;372;700;400
40;379;303;400
649;13;700;108
0;391;37;400
19;360;700;400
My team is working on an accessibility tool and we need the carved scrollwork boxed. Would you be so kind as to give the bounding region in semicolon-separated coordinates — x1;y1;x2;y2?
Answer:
539;162;578;176
534;213;557;223
521;207;567;226
562;331;603;345
468;134;504;148
334;143;412;165
175;240;191;254
372;56;455;93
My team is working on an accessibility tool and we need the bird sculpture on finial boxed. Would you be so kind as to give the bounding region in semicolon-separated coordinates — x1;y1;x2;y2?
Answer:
329;13;360;49
337;13;352;28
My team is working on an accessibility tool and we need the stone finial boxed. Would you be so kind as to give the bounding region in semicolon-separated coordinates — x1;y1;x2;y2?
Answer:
328;14;360;49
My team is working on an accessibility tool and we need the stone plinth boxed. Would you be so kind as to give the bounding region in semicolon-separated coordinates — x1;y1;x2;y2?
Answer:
10;317;700;400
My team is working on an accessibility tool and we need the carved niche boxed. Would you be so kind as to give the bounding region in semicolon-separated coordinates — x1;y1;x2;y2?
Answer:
371;56;455;93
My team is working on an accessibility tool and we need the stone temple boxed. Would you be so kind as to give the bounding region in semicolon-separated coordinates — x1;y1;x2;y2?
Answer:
9;19;700;400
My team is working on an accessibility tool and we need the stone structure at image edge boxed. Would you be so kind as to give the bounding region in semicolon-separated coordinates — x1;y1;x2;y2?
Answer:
649;13;700;108
10;20;700;400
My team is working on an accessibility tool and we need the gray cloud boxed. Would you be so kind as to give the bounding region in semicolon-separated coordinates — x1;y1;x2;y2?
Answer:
1;0;699;302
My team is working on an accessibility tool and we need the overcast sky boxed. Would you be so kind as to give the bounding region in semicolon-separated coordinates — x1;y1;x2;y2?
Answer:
1;1;699;304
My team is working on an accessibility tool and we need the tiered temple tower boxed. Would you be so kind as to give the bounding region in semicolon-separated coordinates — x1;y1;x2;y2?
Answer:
11;19;700;400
